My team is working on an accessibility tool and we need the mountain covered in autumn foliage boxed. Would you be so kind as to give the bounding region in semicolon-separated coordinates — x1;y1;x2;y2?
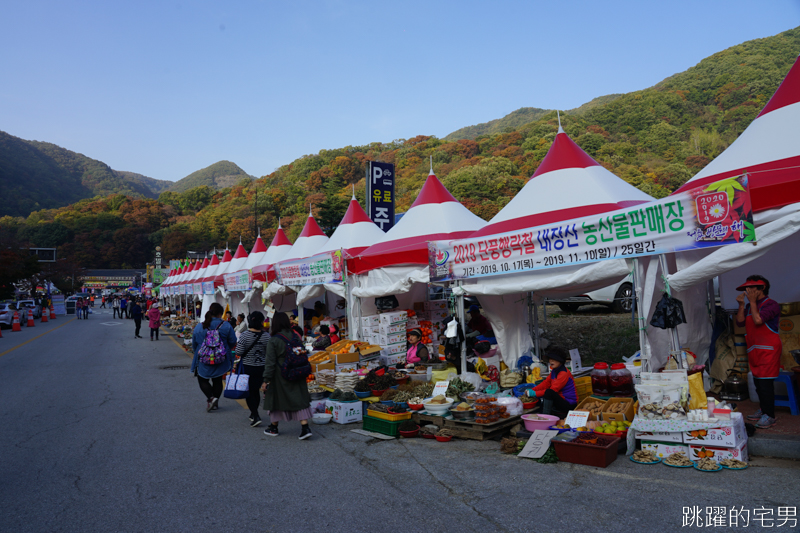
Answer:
1;26;798;271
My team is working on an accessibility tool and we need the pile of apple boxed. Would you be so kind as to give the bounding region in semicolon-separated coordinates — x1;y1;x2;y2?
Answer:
594;420;632;435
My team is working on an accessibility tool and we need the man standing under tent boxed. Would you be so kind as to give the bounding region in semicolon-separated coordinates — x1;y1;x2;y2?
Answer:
735;275;782;429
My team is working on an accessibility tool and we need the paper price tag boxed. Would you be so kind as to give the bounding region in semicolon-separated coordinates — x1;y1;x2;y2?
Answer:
569;348;581;373
564;410;590;429
518;430;559;459
432;380;450;398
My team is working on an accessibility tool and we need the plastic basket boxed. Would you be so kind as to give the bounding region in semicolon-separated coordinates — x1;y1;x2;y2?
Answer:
365;409;412;422
552;436;620;468
362;415;405;436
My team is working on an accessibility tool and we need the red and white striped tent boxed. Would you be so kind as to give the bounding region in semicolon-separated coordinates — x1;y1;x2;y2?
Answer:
280;211;330;263
218;242;249;286
252;224;293;282
350;168;485;275
665;55;800;309
349;168;485;323
452;126;655;367
316;194;385;257
472;125;653;238
674;55;800;212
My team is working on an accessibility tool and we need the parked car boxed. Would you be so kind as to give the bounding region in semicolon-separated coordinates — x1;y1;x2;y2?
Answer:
0;302;24;328
16;299;42;319
547;279;634;313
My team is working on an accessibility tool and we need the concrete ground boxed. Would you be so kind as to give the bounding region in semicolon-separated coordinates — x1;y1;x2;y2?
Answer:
1;308;799;533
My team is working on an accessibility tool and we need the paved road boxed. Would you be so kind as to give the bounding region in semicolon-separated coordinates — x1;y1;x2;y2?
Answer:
1;311;799;532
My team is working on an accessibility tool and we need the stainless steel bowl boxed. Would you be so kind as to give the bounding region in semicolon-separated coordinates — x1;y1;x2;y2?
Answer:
451;409;475;420
309;391;327;400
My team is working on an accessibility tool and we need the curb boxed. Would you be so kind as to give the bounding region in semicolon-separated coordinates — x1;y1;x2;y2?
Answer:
749;433;800;461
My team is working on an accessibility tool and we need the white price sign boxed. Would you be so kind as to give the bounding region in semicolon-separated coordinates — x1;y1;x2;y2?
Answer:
564;410;590;429
569;348;582;373
518;430;558;459
432;380;450;398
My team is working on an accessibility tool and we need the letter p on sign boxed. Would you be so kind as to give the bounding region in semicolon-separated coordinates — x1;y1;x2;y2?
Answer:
372;167;383;184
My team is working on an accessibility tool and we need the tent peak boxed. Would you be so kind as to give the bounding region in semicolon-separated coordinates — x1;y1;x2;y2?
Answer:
557;110;564;134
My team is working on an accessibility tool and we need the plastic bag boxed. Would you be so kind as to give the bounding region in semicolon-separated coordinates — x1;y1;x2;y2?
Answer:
459;372;483;390
649;293;687;329
496;396;523;416
687;372;708;410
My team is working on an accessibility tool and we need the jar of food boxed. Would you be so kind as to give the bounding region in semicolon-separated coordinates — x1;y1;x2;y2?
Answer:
609;363;634;397
591;362;610;396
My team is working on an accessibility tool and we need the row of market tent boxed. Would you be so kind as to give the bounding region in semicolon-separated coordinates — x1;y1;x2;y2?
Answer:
158;55;800;375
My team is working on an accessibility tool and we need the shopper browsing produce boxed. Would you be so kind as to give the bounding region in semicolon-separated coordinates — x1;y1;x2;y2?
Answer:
526;347;578;416
735;275;782;429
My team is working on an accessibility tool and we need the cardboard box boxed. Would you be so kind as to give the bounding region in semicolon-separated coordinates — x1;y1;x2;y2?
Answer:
600;398;635;422
336;352;360;364
379;311;408;325
325;399;363;424
640;441;690;459
336;362;358;372
683;412;746;448
379;322;406;335
379;353;404;366
778;315;800;333
428;309;449;322
688;441;748;462
424;300;448;311
383;342;407;355
635;431;684;443
313;361;335;374
574;397;606;421
378;332;406;346
406;318;419;328
360;315;379;327
309;399;328;414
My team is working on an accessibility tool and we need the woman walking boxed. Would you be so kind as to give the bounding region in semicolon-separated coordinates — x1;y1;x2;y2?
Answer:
191;303;237;412
261;312;313;439
147;303;162;340
235;311;271;427
75;298;83;319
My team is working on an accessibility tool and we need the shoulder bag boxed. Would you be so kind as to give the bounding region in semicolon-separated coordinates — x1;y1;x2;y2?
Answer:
223;332;263;399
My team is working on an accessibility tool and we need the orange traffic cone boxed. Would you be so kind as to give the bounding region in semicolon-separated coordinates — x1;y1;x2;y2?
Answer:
41;307;48;323
12;311;21;332
27;308;35;327
50;305;56;320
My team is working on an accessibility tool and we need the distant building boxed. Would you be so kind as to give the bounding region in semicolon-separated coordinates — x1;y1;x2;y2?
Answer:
80;269;142;291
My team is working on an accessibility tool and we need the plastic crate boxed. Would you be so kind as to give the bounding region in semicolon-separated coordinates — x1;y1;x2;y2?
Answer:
552;436;620;468
365;409;412;422
362;414;405;436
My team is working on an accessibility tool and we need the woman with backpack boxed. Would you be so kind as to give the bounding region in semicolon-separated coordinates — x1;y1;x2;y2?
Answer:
261;312;313;439
234;311;271;427
191;302;238;412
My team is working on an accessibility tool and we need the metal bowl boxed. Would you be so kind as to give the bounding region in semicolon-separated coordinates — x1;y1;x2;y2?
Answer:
309;391;327;400
450;408;475;420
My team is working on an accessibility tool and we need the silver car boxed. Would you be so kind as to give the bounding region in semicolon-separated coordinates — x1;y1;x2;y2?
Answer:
16;300;42;319
547;279;634;313
0;302;24;328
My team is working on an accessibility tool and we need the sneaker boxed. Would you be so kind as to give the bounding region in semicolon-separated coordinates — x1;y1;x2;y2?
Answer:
250;416;262;428
755;414;776;429
746;410;763;421
264;424;279;437
206;398;213;412
210;397;219;411
299;425;312;440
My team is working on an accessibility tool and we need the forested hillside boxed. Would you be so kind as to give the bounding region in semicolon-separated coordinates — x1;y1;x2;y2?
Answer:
0;131;172;217
2;26;798;270
166;161;252;193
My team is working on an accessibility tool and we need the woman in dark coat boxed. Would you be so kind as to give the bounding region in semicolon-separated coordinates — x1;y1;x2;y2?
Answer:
261;312;312;440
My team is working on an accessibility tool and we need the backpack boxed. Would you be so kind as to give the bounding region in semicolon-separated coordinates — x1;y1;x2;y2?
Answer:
198;323;227;365
276;333;311;381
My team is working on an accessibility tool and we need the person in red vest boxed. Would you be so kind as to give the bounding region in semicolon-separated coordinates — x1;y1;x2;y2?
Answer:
736;275;782;429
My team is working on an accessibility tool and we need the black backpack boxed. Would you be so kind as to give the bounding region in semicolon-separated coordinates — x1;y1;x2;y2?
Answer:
276;333;312;381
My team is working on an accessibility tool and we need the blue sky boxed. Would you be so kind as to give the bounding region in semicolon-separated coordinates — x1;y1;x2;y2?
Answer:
2;1;799;182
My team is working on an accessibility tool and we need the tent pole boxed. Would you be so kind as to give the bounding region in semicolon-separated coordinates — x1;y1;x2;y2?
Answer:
457;281;467;376
355;275;363;342
344;256;351;341
532;295;540;361
658;254;682;357
632;258;650;372
298;304;305;340
542;301;547;325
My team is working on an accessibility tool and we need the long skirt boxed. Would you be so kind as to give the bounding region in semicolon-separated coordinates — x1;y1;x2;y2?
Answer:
268;407;313;424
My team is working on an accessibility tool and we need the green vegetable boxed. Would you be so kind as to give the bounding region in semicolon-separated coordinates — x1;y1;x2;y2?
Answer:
536;446;559;464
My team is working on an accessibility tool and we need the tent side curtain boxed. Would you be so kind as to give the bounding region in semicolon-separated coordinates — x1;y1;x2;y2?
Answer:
351;266;430;299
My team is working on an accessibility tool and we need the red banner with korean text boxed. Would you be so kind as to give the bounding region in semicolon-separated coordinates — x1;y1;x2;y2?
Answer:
429;176;755;282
